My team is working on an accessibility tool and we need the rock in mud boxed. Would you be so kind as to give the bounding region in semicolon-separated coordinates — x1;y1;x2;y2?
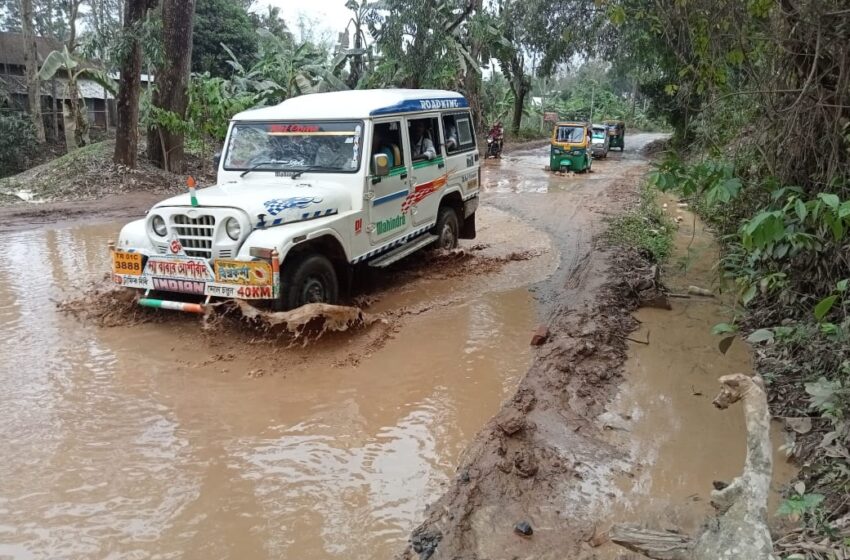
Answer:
514;521;533;537
687;285;714;297
410;527;442;560
530;324;550;346
497;411;527;436
513;450;539;478
588;526;609;547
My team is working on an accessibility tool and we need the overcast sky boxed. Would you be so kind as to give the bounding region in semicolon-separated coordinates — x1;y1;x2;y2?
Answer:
257;0;352;42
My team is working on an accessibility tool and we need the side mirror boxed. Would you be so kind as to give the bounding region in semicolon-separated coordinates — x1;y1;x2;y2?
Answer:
213;151;221;169
373;153;389;177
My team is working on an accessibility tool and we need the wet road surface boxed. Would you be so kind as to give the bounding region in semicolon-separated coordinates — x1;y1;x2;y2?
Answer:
0;201;553;559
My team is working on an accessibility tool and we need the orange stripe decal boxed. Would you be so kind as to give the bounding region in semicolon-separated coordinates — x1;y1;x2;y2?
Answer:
402;174;448;212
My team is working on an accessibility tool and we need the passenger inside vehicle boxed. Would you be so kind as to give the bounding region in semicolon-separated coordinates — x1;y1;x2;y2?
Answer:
372;122;404;169
408;117;440;161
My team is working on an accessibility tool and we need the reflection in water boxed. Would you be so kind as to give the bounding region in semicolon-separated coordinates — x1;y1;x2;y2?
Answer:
0;222;540;559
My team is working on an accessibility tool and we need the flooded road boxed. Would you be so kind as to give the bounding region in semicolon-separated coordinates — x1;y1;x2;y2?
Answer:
0;205;554;559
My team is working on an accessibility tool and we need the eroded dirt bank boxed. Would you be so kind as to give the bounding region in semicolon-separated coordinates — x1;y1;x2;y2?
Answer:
400;136;673;559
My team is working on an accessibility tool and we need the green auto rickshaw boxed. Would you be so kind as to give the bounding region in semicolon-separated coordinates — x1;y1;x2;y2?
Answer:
550;121;592;173
604;120;625;151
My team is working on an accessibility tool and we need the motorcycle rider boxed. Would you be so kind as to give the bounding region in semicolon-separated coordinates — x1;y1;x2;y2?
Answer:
486;121;504;158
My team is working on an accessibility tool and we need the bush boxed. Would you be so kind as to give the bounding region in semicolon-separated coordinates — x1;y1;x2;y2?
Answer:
0;112;39;178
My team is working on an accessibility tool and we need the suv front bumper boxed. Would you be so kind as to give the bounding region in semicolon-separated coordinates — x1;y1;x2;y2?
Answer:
110;246;280;301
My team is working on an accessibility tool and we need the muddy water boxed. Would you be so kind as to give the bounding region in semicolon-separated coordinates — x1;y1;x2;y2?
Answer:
588;202;796;556
0;209;554;559
481;137;659;196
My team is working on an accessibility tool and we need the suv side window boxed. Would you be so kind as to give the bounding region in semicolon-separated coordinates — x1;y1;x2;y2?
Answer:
442;112;475;154
372;121;405;170
407;116;440;162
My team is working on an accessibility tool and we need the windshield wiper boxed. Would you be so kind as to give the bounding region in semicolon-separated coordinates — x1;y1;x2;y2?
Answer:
240;160;280;177
290;166;341;179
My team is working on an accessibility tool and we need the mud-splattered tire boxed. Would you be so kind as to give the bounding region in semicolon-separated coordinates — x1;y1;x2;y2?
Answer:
434;207;460;250
280;253;339;310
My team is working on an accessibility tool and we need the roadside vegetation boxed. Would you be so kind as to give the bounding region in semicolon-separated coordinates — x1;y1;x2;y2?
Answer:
611;1;849;555
605;183;674;263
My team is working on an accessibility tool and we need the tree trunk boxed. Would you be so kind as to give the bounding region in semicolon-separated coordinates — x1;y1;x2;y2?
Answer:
113;0;156;168
147;0;196;173
21;0;46;143
510;80;527;134
463;0;485;136
68;76;89;148
51;87;60;141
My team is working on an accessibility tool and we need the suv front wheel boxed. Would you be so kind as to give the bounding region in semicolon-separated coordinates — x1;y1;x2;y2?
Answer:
434;207;460;250
280;253;339;310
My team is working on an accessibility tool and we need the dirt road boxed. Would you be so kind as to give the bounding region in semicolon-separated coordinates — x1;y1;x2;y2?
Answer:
0;134;732;560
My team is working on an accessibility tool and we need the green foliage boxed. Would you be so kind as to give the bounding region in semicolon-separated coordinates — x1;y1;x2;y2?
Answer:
0;113;38;178
192;0;258;77
369;0;485;90
186;73;255;142
777;484;825;522
605;184;675;262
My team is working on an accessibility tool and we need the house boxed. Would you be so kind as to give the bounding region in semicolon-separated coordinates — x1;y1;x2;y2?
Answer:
0;31;151;136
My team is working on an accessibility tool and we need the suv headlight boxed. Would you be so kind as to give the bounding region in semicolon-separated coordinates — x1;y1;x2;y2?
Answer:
224;217;241;240
151;214;167;237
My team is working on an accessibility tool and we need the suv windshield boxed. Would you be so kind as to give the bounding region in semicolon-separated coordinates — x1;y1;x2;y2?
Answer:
556;126;584;143
224;121;363;173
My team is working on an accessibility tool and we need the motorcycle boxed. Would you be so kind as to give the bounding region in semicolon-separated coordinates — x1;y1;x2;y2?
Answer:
485;132;503;159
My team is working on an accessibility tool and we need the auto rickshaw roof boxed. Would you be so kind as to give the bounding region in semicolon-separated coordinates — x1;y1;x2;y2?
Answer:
603;119;626;125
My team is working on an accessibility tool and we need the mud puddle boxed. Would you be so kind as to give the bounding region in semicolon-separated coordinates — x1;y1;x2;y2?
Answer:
482;138;660;195
0;204;556;559
585;201;797;557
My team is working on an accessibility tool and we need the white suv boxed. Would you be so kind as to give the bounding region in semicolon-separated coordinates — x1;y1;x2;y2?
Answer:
112;89;481;311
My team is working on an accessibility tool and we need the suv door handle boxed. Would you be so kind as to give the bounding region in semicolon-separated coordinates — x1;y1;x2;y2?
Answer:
438;162;445;169
400;173;408;179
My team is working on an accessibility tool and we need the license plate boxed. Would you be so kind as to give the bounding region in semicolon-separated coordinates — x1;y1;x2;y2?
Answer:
112;251;143;276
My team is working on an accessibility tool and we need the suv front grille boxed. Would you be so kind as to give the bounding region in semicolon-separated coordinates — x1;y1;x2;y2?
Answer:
173;215;215;258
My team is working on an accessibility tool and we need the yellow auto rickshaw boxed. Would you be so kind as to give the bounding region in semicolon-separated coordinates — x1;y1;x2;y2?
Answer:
550;121;592;173
604;120;625;151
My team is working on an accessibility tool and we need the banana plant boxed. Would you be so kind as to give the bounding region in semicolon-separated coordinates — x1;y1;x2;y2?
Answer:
38;46;117;150
253;29;347;101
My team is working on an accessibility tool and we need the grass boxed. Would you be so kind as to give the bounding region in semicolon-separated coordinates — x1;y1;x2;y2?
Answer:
605;183;675;262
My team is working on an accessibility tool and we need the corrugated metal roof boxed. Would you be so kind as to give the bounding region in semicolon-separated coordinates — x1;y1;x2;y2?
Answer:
0;74;113;99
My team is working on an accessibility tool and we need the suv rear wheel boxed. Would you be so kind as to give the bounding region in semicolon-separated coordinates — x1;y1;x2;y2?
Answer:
280;253;339;310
